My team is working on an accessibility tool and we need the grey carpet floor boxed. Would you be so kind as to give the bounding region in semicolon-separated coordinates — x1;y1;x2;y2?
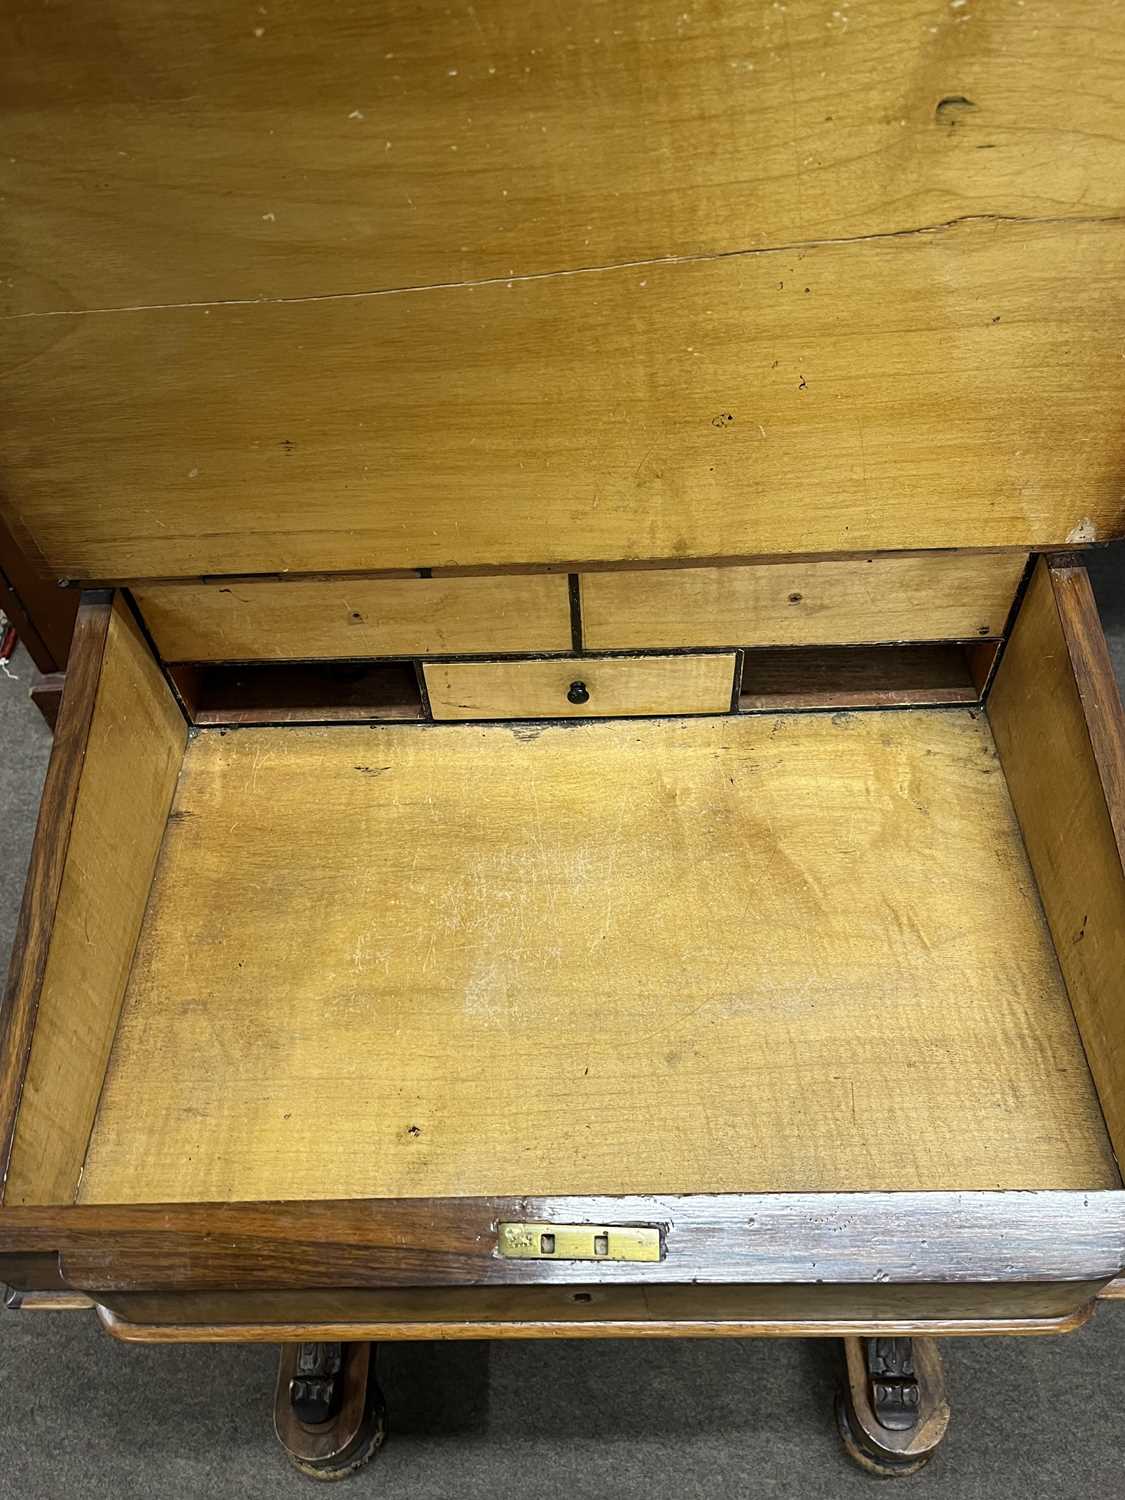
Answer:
1;560;1124;1499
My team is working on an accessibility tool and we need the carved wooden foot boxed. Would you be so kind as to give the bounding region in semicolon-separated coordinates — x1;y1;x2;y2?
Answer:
836;1336;949;1478
274;1341;387;1481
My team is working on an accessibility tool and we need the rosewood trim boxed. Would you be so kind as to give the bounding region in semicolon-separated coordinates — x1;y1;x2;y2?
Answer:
0;1193;1116;1293
95;1302;1098;1346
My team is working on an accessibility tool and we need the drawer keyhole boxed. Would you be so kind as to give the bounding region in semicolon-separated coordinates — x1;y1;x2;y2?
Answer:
567;680;590;705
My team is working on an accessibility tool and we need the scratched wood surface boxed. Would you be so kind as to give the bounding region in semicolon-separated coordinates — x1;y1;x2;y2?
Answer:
3;0;1123;314
77;712;1117;1204
4;217;1125;579
4;0;1125;578
19;1191;1120;1288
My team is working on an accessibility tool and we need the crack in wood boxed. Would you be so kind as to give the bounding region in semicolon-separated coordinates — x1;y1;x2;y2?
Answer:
5;212;1124;323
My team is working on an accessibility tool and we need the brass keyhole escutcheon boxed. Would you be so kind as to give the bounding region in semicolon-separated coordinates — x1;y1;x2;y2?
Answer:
497;1223;663;1261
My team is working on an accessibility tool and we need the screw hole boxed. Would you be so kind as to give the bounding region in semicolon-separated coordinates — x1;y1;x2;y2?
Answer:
572;1291;593;1303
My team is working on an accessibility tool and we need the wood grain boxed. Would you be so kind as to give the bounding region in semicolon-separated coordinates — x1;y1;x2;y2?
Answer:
424;654;735;719
133;574;574;661
94;1283;1104;1344
4;219;1125;581
76;711;1116;1204
0;594;114;1193
582;553;1025;651
3;0;1124;316
97;1305;1098;1344
989;557;1125;1167
0;1192;1117;1291
4;596;187;1206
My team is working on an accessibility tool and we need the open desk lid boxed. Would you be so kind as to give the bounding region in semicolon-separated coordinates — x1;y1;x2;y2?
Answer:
3;0;1125;584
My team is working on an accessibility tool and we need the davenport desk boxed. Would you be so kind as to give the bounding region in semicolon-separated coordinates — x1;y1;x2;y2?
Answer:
2;0;1125;1480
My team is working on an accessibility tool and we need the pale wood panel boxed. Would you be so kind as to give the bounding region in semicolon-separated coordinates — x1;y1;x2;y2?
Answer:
79;712;1117;1204
424;654;735;719
133;574;573;661
582;553;1026;650
0;595;115;1186
5;598;187;1206
2;0;1124;316
4;219;1124;581
989;558;1125;1167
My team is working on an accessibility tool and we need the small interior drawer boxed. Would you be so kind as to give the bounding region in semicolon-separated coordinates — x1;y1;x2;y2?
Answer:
423;653;736;720
0;560;1123;1310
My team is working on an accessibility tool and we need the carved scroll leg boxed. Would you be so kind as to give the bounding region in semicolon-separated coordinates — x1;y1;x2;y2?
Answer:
836;1336;949;1478
274;1341;387;1482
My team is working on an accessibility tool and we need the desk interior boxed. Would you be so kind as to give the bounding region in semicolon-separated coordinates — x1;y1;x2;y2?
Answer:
78;710;1120;1204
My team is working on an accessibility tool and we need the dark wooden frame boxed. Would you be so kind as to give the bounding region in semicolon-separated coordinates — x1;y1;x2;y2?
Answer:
94;1298;1099;1345
0;1191;1119;1294
0;512;77;676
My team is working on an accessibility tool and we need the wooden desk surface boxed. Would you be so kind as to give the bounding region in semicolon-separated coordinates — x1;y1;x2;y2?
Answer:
79;709;1117;1204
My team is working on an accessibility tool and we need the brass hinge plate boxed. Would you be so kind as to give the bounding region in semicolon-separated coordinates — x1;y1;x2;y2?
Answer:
497;1222;663;1262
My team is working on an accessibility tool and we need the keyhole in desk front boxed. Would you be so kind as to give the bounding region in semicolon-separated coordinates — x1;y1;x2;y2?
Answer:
567;680;590;705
